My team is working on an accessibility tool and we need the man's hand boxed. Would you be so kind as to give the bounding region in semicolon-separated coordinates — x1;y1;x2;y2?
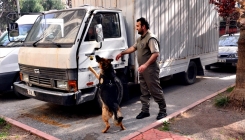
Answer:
138;64;147;73
116;53;122;61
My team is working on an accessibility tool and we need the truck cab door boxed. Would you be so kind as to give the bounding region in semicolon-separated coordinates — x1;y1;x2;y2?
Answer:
77;12;127;90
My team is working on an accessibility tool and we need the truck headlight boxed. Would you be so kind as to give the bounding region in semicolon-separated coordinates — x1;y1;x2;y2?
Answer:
56;80;68;89
22;74;29;82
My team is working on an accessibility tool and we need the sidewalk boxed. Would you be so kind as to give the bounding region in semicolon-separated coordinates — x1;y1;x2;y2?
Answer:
121;84;235;140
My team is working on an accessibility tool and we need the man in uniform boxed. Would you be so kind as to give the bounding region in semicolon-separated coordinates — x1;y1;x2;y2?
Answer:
116;17;167;120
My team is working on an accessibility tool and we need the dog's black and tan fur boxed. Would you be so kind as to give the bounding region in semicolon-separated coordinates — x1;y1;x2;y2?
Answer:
88;55;126;133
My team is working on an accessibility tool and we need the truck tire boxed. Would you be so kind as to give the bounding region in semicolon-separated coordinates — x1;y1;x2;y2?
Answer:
95;76;123;110
205;65;211;70
182;61;197;85
13;76;29;99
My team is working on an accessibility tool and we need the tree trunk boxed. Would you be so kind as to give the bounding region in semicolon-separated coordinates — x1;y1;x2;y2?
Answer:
225;17;230;34
228;23;245;108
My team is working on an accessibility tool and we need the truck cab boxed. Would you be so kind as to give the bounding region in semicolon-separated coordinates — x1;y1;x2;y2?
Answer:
0;15;39;94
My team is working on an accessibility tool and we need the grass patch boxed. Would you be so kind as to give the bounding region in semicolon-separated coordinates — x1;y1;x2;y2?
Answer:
0;117;11;140
0;118;6;125
0;131;8;140
215;95;229;107
214;87;234;107
158;121;170;131
226;87;234;92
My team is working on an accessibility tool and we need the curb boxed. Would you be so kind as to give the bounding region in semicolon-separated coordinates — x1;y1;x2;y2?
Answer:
0;115;60;140
121;83;235;140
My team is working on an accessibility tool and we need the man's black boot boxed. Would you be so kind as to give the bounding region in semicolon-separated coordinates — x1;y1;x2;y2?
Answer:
156;112;167;120
136;112;150;119
157;103;167;120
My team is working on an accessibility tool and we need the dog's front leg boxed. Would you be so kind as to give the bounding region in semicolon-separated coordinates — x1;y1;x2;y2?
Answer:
88;66;100;80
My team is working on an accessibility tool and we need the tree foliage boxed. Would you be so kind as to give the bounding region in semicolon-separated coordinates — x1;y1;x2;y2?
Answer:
0;0;65;31
20;0;44;13
19;0;64;13
0;0;17;31
210;0;236;18
41;0;64;11
210;0;239;35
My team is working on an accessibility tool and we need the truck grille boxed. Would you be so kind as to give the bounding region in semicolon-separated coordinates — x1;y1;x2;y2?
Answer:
219;55;228;58
29;75;51;87
19;64;68;88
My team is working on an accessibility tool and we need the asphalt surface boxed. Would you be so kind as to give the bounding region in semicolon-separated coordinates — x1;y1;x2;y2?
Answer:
0;67;236;140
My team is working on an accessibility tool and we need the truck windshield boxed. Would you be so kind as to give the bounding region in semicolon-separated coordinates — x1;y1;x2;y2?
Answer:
25;9;86;47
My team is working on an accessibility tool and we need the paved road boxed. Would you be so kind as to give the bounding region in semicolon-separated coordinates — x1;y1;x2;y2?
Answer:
0;67;236;140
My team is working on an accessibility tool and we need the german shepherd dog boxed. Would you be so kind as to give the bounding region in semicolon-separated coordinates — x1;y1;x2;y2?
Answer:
88;55;126;133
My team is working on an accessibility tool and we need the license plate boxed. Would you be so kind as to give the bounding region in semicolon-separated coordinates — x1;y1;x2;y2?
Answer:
218;59;226;63
27;89;36;96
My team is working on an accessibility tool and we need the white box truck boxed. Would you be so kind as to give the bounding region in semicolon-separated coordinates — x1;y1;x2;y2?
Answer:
0;15;39;96
13;0;219;105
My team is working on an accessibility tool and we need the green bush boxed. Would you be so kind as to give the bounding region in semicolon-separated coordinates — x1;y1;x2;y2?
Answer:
215;96;229;107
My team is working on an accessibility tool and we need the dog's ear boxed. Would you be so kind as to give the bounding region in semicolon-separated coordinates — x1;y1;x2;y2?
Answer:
108;59;113;63
95;55;101;62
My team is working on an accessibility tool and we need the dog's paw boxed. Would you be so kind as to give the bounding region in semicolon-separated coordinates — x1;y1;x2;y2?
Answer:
102;126;110;133
118;117;123;123
88;66;93;71
121;125;126;130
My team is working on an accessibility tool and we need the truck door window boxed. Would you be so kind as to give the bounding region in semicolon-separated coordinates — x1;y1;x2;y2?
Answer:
102;13;121;38
84;16;99;41
85;12;120;41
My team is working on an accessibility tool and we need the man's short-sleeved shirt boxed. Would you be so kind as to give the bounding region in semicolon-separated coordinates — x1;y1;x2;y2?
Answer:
133;31;159;66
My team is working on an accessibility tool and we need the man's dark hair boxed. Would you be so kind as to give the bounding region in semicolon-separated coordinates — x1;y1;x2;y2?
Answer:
137;17;149;30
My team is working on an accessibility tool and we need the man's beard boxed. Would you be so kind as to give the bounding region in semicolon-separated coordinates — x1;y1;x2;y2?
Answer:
138;30;143;35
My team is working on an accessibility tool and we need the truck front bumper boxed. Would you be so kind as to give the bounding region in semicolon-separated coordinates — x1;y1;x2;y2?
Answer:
13;81;97;106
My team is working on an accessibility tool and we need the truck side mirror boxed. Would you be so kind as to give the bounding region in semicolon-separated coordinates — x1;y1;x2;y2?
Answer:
7;23;19;37
94;24;104;43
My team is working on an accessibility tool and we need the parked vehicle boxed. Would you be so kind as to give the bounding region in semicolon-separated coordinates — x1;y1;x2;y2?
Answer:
13;1;219;106
0;14;39;95
0;31;10;46
205;33;239;70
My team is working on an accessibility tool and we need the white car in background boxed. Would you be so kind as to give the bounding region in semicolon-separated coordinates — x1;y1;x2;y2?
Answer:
205;33;239;70
0;14;39;96
0;31;10;46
